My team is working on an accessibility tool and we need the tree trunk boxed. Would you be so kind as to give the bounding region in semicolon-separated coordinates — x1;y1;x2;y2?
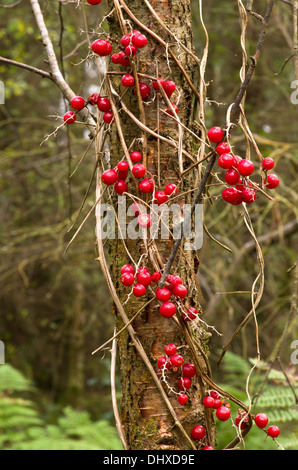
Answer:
105;0;216;450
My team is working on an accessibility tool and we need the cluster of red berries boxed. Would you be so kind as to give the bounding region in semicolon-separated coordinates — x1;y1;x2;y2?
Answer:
207;126;280;206
120;264;161;297
203;392;231;423
63;93;114;125
235;411;280;439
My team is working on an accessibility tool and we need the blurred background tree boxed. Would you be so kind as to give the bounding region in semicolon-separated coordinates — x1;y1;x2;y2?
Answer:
0;0;297;450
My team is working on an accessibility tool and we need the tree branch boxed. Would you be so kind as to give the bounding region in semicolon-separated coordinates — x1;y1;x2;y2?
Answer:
0;56;52;79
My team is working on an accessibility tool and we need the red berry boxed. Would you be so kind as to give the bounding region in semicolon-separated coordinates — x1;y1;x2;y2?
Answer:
254;413;268;429
164;80;176;97
166;275;182;289
182;363;196;378
222;187;242;205
191;425;206;440
133;283;146;297
63;111;76;124
160;302;177;318
87;0;102;4
114;180;128;195
166;104;178;116
172;284;188;299
132;163;146;178
164;183;178;196
208;126;224;144
88;93;100;105
237;159;255;177
203;396;215;408
267;425;280;438
202;446;214;450
262;157;275;170
178;377;192;390
218;153;236;170
210;391;220;399
91;39;112;56
103;111;114;124
156;287;171;302
97;97;111;112
178;393;188;405
70;96;85;111
136;270;152;287
125;44;138;58
118;169;128;181
151;271;161;283
118;51;130;67
212;398;222;410
134;83;151;100
241;187;257;204
235;412;249;430
225;168;240;185
154;190;169;205
139;178;154;193
216;406;231;421
153;77;165;90
157;356;171;370
137;213;152;228
183;307;198;322
101;169;117;185
120;272;135;286
120;34;132;47
132;33;147;48
164;344;177;356
130;151;142;163
216;142;231;155
170;354;184;367
117;160;129;172
121;264;135;275
266;174;279;189
111;53;121;64
121;74;135;87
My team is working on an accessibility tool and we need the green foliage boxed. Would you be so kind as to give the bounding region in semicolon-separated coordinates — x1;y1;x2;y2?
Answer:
0;365;122;450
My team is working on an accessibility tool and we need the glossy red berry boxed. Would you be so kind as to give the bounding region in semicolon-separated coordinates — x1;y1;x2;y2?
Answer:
164;183;178;196
191;425;206;440
97;97;111;112
87;0;102;4
222;187;242;205
125;44;138;58
120;34;132;47
154;190;169;205
63;111;76;124
235;412;249;430
153;77;165;90
241;187;257;204
178;393;188;405
121;264;135;275
225;168;240;185
151;271;161;283
166;104;178;116
136;270;152;287
139;178;154;193
164;344;177;356
254;413;268;429
218;153;237;170
114;180;128;195
183;307;198;322
157;356;171;370
262;157;275;170
134;83;151;100
208;126;224;144
70;96;85;111
166;275;182;289
202;446;214;450
137;214;152;228
132;163;146;178
130;151;142;163
212;398;222;410
266;174;279;189
132;33;148;48
178;377;192;390
182;363;196;379
216;142;231;155
216;406;231;421
210;391;220;399
203;396;215;408
160;302;177;318
237;159;255;177
111;53;121;64
118;51;130;67
103;111;114;124
120;272;135;286
121;74;135;87
101;169;118;185
267;425;280;438
164;80;176;97
91;39;112;56
170;354;184;367
172;284;188;299
88;93;100;105
117;160;129;172
156;287;171;302
133;283;146;297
